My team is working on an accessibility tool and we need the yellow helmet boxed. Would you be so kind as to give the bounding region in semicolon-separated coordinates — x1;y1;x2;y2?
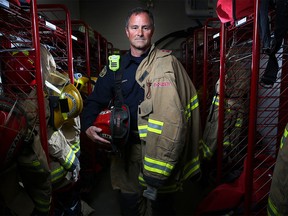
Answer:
50;83;83;130
46;71;70;87
45;71;83;130
74;76;89;93
74;76;97;95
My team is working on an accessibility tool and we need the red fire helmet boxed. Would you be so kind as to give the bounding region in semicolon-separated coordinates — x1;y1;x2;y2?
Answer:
2;50;35;94
0;97;28;170
93;104;130;151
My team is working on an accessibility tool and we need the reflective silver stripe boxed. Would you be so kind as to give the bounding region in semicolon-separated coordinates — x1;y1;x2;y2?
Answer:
182;156;200;180
144;156;173;177
64;148;76;170
138;125;148;138
147;119;163;134
185;94;199;120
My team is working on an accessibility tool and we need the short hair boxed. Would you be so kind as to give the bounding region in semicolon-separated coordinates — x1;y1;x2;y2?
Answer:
125;7;155;29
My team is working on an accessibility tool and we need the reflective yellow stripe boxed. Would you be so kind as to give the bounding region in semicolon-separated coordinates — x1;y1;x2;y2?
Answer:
138;175;146;186
138;125;148;138
185;94;199;120
64;148;75;170
213;95;219;106
71;141;80;155
182;156;200;180
147;119;163;134
200;140;213;159
19;160;45;172
12;50;29;56
144;156;174;176
280;127;288;149
51;166;67;183
190;95;199;110
223;140;230;146
267;197;278;216
34;196;51;213
235;118;243;127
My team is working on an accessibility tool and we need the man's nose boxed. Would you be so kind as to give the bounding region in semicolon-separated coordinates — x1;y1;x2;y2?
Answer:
136;28;144;36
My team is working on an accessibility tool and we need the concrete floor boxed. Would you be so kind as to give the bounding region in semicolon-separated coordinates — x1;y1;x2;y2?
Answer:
82;166;212;216
0;159;212;216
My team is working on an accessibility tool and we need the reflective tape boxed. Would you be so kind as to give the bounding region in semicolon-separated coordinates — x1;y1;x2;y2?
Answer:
51;165;67;183
267;197;278;216
138;125;148;138
64;148;76;170
200;140;213;159
280;127;288;149
185;94;199;120
213;95;219;106
182;156;200;180
144;156;174;177
34;195;51;213
235;117;243;127
71;140;80;157
147;119;164;134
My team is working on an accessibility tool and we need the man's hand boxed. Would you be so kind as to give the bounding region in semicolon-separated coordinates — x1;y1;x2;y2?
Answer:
85;126;111;144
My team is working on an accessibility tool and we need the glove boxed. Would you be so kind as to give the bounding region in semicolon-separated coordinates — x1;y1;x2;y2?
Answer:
143;185;157;201
71;163;80;182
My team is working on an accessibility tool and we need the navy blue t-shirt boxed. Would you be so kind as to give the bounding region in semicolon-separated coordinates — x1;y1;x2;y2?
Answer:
81;51;146;132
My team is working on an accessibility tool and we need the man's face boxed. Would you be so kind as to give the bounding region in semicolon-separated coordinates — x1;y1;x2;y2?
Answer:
125;12;154;51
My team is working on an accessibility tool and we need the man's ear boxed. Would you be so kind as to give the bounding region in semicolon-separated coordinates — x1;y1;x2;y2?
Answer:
125;27;129;38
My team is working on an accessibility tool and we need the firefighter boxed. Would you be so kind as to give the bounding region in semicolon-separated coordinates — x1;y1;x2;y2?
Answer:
81;7;202;215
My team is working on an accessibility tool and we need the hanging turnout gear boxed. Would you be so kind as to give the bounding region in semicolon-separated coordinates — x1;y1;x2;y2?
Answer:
93;55;130;153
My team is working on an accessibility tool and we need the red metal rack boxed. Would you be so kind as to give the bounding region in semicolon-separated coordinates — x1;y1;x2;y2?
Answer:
195;1;288;215
0;0;48;156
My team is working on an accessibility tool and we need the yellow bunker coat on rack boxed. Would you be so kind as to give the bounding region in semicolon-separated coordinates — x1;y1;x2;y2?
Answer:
47;125;80;190
201;39;252;160
267;123;288;216
17;88;52;214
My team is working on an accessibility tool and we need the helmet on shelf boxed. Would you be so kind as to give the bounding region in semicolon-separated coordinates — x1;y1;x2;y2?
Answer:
2;50;35;94
74;75;98;95
0;96;28;170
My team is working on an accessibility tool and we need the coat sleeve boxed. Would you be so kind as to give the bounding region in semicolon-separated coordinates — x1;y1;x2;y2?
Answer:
80;66;114;132
48;128;79;172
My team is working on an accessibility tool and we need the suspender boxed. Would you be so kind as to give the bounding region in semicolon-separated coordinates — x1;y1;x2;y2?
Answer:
113;68;124;108
108;55;130;156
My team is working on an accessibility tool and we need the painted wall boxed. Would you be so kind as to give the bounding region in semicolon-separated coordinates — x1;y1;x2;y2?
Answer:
37;0;80;19
79;0;216;50
36;0;217;50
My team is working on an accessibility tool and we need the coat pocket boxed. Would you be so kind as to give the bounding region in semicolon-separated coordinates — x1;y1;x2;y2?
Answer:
138;99;153;117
